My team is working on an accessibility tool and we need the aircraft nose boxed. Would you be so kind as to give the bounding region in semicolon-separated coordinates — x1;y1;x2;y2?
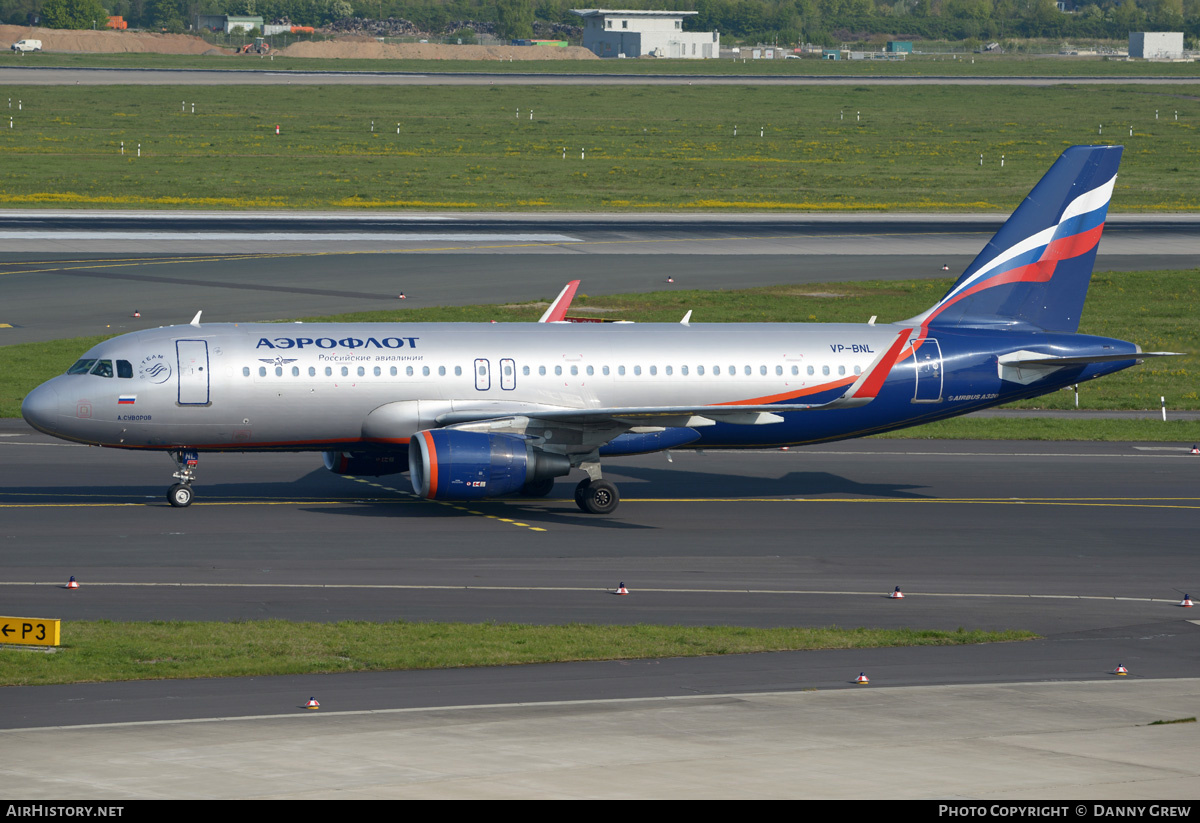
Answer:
21;382;60;434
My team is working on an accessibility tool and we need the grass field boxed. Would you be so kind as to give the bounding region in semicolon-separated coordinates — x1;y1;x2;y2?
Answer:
0;83;1198;211
0;620;1036;686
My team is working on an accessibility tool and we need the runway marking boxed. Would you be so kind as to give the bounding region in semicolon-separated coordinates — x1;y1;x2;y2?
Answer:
0;579;1189;605
0;496;1196;511
0;231;582;243
341;476;549;532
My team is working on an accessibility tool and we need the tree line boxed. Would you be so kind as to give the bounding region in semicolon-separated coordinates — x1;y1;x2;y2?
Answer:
5;0;1198;44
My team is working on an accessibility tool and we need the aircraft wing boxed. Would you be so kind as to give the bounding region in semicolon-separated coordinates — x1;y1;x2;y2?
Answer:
437;327;913;432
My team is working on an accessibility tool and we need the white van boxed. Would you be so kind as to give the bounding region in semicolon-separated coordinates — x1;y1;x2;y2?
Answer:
11;40;42;52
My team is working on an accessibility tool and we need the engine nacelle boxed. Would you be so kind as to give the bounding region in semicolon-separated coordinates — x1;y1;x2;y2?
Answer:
323;449;409;477
409;429;571;500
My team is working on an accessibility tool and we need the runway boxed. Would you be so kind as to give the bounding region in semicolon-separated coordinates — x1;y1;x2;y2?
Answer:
1;212;1197;345
2;418;1200;796
6;66;1200;87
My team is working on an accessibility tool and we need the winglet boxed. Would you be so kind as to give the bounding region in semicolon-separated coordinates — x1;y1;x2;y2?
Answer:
190;311;203;328
835;327;912;405
538;280;581;323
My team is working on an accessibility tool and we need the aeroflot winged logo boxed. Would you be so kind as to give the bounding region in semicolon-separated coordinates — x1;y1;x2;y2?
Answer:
256;336;420;350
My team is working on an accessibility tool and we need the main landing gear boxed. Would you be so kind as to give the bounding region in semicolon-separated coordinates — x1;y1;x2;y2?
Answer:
167;449;198;508
571;455;620;514
574;477;620;515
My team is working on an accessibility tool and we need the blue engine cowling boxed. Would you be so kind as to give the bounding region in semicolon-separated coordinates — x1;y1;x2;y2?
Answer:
409;429;571;500
323;449;409;477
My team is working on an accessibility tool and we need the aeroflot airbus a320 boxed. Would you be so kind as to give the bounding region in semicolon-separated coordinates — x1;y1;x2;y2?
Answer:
21;146;1179;514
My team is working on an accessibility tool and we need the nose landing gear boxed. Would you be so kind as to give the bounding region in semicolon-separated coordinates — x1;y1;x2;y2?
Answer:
167;449;198;508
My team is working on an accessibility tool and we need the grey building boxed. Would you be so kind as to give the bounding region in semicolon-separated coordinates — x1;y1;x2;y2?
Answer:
1129;32;1184;59
572;9;719;59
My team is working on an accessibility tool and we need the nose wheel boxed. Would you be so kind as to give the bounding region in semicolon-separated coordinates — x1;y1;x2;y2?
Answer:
167;449;199;508
167;483;194;508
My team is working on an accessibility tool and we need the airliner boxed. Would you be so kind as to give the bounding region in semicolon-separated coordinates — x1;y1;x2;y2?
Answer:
21;145;1178;514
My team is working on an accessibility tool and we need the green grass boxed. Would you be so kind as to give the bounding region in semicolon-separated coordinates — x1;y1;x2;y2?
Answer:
0;620;1037;686
0;83;1199;211
2;270;1195;423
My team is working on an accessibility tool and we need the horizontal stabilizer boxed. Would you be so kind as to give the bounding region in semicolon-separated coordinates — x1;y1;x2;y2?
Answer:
1002;351;1182;368
997;349;1182;385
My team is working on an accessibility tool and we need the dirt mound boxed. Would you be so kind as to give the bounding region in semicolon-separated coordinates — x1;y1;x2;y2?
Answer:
280;39;598;60
0;25;597;60
0;24;228;54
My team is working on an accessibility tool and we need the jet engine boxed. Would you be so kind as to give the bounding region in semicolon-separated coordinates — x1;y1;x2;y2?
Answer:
408;429;571;500
322;450;409;477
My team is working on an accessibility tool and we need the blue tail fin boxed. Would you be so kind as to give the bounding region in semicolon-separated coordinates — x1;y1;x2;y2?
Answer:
912;145;1122;332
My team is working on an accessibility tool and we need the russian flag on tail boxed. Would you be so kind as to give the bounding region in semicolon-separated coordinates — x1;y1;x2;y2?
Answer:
911;145;1123;334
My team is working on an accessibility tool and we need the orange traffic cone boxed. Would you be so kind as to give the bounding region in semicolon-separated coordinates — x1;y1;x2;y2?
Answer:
855;672;869;684
1191;445;1199;455
889;586;904;599
275;125;280;135
1114;665;1129;676
398;292;406;300
305;697;320;709
132;310;141;318
65;575;79;590
1180;595;1194;607
941;264;950;271
616;582;629;595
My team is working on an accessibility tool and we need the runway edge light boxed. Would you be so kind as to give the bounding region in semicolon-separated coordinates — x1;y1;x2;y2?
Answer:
1114;665;1129;676
306;697;320;709
855;672;870;684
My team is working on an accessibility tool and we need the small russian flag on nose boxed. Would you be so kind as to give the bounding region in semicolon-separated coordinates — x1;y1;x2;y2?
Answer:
118;395;136;405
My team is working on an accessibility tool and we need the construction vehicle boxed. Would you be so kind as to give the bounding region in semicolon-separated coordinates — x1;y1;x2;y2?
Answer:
237;37;270;54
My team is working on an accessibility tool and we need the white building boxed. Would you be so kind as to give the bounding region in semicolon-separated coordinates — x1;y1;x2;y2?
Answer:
1129;32;1184;59
572;9;719;59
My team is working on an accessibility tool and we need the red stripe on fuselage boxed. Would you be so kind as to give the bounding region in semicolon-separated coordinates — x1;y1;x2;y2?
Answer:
854;327;912;399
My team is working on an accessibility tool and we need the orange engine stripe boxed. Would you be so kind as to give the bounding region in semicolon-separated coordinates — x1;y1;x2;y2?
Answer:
421;430;438;498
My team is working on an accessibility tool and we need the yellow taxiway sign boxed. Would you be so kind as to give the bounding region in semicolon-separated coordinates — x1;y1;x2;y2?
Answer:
0;616;60;646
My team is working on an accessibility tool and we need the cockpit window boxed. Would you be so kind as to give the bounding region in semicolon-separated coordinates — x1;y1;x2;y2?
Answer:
67;359;97;375
90;360;114;378
117;360;133;378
